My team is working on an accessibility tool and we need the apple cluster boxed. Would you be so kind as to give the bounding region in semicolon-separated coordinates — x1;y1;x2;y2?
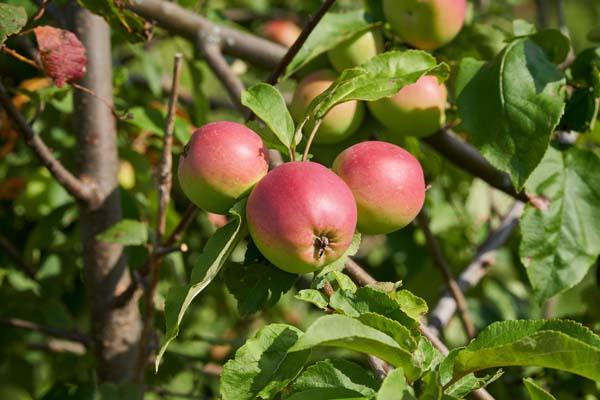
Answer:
178;0;467;274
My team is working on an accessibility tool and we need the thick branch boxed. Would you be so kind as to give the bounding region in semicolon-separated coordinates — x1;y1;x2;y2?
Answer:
266;0;337;85
196;32;248;116
428;202;524;335
0;82;99;206
125;0;286;69
0;317;90;346
416;211;476;338
422;129;528;202
69;6;142;382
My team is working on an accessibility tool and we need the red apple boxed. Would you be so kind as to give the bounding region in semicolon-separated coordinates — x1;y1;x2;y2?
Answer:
178;121;269;214
262;19;302;48
383;0;467;50
291;69;365;145
246;162;357;273
327;29;384;73
368;75;447;139
332;141;425;234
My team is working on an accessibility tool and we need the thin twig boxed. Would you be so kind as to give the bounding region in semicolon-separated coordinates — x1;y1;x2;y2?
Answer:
136;54;184;382
0;317;90;346
266;0;337;85
535;0;550;29
31;0;52;22
0;233;36;279
416;211;476;338
301;119;322;161
428;202;524;335
196;31;248;116
1;46;41;69
0;81;99;206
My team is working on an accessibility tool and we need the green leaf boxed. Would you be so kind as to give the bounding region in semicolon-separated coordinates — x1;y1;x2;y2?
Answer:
96;219;148;245
444;370;503;398
457;36;566;189
220;324;310;400
224;261;297;315
242;83;296;152
307;50;449;122
520;147;600;301
0;3;26;45
155;202;247;371
558;87;599;133
295;289;329;310
446;319;600;382
290;314;420;381
76;0;148;42
391;290;429;322
588;25;600;42
284;10;381;79
287;359;378;399
330;287;418;330
513;20;536;36
523;378;557;400
418;372;442;400
377;368;416;400
357;312;417;352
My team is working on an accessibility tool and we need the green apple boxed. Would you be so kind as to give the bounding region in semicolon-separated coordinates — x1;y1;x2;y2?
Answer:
383;0;467;50
291;69;365;145
327;29;384;72
368;75;447;139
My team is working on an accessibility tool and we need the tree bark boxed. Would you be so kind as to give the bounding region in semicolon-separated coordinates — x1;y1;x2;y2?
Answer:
69;6;142;382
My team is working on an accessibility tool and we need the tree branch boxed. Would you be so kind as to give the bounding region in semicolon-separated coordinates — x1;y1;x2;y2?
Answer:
68;5;142;382
266;0;337;85
0;82;100;206
422;129;528;202
136;54;184;382
428;202;524;335
415;210;476;338
125;0;286;69
0;317;90;346
0;233;36;279
196;31;248;116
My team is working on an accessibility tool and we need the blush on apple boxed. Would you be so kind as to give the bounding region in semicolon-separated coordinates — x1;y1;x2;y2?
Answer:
246;162;357;273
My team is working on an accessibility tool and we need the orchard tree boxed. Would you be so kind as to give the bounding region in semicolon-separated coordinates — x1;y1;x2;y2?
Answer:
0;0;600;399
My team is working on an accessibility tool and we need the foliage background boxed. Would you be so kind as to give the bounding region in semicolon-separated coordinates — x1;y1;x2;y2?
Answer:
0;0;599;399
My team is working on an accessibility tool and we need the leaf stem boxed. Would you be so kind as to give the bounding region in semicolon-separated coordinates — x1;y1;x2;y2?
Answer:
301;119;322;162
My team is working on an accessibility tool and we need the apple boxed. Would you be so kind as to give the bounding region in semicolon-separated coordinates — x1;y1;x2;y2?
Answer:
327;29;384;72
383;0;467;50
178;121;269;214
291;69;365;145
262;19;302;48
332;141;425;234
246;162;357;273
368;75;447;139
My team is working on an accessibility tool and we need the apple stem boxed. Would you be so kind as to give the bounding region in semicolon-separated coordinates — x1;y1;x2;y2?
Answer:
302;118;323;162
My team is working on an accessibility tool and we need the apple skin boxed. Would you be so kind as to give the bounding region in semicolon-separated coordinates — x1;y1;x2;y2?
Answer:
262;19;302;48
246;162;357;273
368;75;447;139
178;121;269;214
291;69;365;145
383;0;467;50
327;29;384;72
332;141;425;234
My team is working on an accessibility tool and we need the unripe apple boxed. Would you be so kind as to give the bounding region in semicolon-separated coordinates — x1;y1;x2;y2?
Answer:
178;121;269;214
262;19;302;48
246;162;357;273
383;0;467;50
368;75;447;139
332;141;425;234
327;29;384;72
291;69;365;145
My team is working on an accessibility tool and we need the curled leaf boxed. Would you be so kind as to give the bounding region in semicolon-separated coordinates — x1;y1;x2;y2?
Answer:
34;26;87;87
